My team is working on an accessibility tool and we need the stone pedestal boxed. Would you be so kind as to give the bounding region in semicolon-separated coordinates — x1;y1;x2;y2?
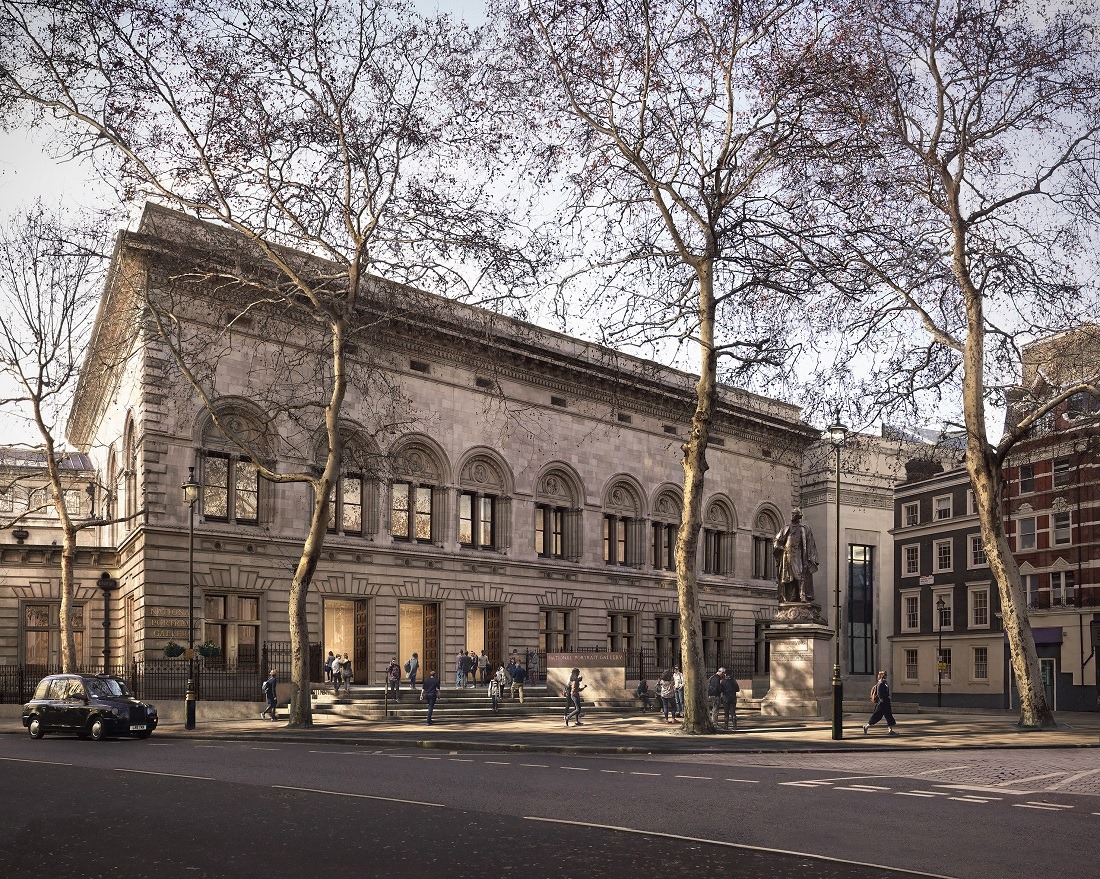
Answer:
760;617;835;718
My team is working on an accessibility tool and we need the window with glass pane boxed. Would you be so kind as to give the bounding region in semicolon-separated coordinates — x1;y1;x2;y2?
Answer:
973;646;988;679
1053;456;1071;487
655;615;680;666
653;523;676;570
22;602;83;667
935;539;952;571
414;486;433;541
535;504;565;558
234;458;258;522
539;609;572;652
1022;573;1040;608
1018;517;1036;550
934;495;952;520
1019;463;1034;493
391;482;410;537
753;535;773;579
702;528;725;574
341;475;363;533
1051;571;1075;605
935;594;952;630
904;648;918;680
1053;511;1071;545
903;545;919;575
607;613;636;652
459;492;474;545
970;534;987;567
479;496;494;548
971;589;989;627
938;647;952;680
904;594;919;631
702;619;727;667
847;545;874;675
203;454;229;519
0;487;11;512
902;502;919;527
604;514;629;565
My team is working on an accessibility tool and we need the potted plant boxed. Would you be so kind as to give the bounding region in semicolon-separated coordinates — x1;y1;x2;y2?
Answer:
198;640;221;659
163;641;185;658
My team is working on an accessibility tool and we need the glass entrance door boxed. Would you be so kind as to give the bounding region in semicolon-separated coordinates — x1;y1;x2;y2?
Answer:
399;602;439;682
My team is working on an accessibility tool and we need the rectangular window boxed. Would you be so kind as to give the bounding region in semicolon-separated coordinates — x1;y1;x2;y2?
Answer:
204;593;260;665
0;487;11;512
655;615;681;667
341;475;363;534
1019;463;1035;493
969;534;987;567
902;544;920;577
1022;573;1040;608
1050;571;1075;606
966;489;977;515
1053;511;1071;546
902;501;919;527
203;454;230;520
457;491;495;548
202;453;259;524
391;482;410;538
702;528;726;574
607;613;636;652
904;648;919;681
934;592;953;631
539;609;572;653
753;535;774;579
934;495;952;520
604;514;630;566
459;492;474;545
234;458;258;523
414;486;433;541
535;504;564;559
22;602;84;667
970;588;989;628
652;523;676;571
973;646;988;680
1053;456;1071;488
701;618;727;668
1018;517;1036;551
902;593;920;633
934;538;953;572
938;647;952;681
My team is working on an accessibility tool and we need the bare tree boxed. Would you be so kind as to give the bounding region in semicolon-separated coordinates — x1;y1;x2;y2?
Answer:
1;0;519;725
802;0;1100;726
0;202;109;672
495;0;824;733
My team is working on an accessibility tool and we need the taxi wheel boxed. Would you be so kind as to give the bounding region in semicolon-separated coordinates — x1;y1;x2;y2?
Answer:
28;716;44;739
88;718;105;741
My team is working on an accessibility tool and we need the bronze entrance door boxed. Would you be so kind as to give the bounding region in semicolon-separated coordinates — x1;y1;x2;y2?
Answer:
423;602;439;682
353;600;368;683
399;602;440;682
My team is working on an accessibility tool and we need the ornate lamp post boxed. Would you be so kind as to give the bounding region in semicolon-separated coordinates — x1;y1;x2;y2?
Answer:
182;467;200;730
824;422;848;740
97;572;119;673
936;594;946;708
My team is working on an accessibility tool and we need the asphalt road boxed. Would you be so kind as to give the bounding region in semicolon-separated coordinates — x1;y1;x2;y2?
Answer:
2;734;1097;879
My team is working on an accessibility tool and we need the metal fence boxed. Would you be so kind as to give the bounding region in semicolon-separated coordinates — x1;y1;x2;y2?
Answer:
530;646;754;684
0;641;322;705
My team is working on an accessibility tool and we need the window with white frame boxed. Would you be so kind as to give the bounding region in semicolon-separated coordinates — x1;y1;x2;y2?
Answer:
1052;511;1071;546
392;481;434;542
202;452;259;524
969;534;987;568
938;646;952;680
1017;516;1036;551
1053;456;1071;488
1022;573;1039;608
933;590;953;631
966;489;977;515
934;538;953;572
902;501;919;527
1019;463;1035;493
904;648;919;681
901;591;920;633
973;646;988;680
934;494;953;520
902;544;920;577
969;587;990;628
1050;570;1075;606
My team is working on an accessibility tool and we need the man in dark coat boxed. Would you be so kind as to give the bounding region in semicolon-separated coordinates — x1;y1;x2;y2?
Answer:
260;669;277;721
864;670;898;735
718;669;740;730
422;670;440;725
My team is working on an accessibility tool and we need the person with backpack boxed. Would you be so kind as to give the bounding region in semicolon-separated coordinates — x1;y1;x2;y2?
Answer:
487;673;501;713
672;665;685;718
387;657;401;701
717;669;740;730
260;669;277;721
707;668;723;724
330;653;344;696
324;650;335;683
564;668;586;727
864;670;898;735
405;652;419;691
635;679;651;712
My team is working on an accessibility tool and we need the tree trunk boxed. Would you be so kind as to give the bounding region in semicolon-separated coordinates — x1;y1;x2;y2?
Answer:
676;258;717;735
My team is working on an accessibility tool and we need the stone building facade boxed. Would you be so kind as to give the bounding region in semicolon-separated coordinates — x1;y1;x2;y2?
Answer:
3;204;819;685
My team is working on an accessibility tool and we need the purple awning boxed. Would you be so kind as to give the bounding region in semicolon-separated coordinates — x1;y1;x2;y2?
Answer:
1004;626;1062;644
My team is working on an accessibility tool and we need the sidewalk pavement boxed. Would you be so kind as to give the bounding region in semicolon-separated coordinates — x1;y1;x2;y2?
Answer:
7;708;1097;754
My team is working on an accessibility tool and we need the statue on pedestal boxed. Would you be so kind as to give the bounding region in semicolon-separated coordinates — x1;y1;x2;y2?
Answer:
773;507;819;604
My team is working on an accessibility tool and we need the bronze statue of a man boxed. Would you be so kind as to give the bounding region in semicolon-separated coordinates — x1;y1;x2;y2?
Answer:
773;507;819;603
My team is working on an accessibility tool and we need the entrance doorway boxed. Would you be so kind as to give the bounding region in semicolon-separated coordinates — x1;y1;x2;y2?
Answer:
399;602;439;682
324;599;368;683
465;606;502;670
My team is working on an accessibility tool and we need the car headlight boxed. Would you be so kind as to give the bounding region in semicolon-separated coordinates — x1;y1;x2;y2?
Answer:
146;704;157;715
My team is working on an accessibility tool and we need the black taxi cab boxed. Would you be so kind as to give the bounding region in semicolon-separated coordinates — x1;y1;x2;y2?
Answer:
22;674;158;740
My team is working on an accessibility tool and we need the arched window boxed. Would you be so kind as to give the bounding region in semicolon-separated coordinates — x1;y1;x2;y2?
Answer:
457;450;512;552
650;488;682;571
318;428;381;538
123;418;138;526
701;498;736;576
534;465;584;562
753;509;782;580
389;438;448;544
199;404;272;526
603;478;645;568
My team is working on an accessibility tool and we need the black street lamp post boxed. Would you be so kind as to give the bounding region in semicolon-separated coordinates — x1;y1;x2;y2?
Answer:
825;423;848;740
936;594;946;708
182;467;200;731
97;572;118;673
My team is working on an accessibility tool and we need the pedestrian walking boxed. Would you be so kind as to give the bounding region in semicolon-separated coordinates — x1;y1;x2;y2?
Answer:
324;650;335;683
864;670;898;735
421;670;440;724
464;651;477;687
672;666;685;718
657;670;676;723
707;668;723;724
330;652;344;696
510;661;528;703
529;650;540;685
341;653;352;694
455;649;466;689
387;657;401;701
717;668;739;730
478;650;489;686
405;652;419;691
564;668;586;727
260;669;277;721
635;679;651;711
488;675;501;713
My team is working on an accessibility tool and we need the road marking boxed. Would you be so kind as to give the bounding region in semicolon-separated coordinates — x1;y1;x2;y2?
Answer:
520;763;549;768
484;761;511;765
115;769;213;781
915;765;969;775
600;770;620;774
898;792;938;798
835;786;882;793
996;772;1067;786
416;756;441;760
781;781;833;787
308;750;360;755
1045;768;1100;790
251;747;280;751
845;784;891;791
1013;803;1067;812
449;758;473;763
949;797;995;803
630;772;660;776
194;745;225;749
674;775;712;780
1023;801;1073;810
272;785;443;808
0;757;72;767
725;779;760;784
936;784;1029;795
561;767;589;771
522;816;962;879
